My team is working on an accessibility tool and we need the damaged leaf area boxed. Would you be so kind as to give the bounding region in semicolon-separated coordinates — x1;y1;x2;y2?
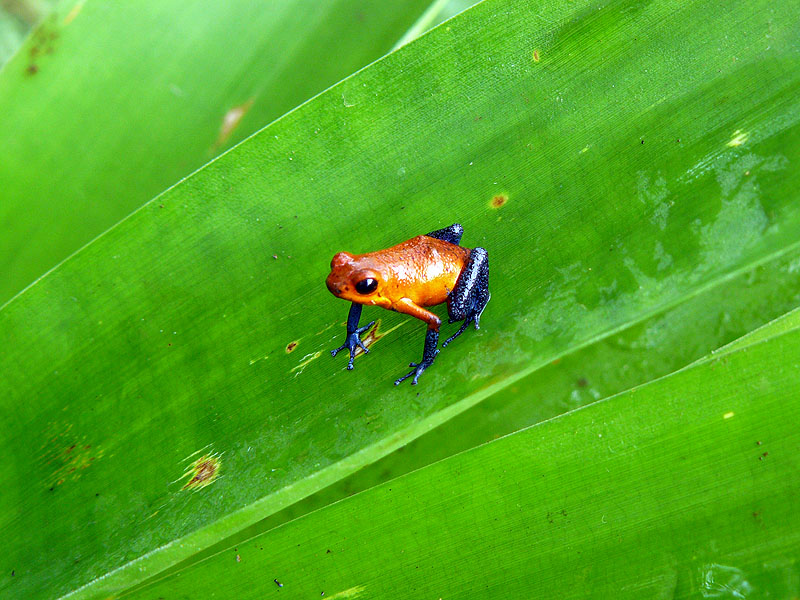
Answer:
180;452;222;491
213;99;254;150
39;423;102;489
353;319;406;359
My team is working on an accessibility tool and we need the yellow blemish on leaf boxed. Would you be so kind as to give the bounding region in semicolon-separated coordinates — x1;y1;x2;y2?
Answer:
214;99;254;149
353;319;406;359
249;354;269;365
723;411;735;419
490;194;508;209
580;145;590;154
326;586;366;600
291;351;322;376
39;422;103;488
63;0;86;25
180;452;222;491
726;130;748;147
532;49;540;62
286;340;299;353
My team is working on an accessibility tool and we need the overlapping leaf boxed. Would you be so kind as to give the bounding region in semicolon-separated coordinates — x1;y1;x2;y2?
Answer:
133;311;800;599
1;0;798;597
0;0;431;303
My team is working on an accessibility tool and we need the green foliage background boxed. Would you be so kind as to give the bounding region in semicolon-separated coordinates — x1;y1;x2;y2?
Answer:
1;0;798;598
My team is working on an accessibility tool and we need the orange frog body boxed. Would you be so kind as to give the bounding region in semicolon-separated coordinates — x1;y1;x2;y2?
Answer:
326;223;490;385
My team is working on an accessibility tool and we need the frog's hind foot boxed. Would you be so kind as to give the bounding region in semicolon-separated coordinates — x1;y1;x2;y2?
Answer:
394;329;439;385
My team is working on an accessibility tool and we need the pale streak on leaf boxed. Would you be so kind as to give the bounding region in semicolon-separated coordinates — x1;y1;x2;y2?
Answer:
291;351;322;376
63;0;86;26
325;585;366;600
214;99;255;149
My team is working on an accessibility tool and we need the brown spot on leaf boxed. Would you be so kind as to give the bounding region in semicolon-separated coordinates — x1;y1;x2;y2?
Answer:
490;194;508;209
533;50;540;62
286;341;299;353
181;453;221;491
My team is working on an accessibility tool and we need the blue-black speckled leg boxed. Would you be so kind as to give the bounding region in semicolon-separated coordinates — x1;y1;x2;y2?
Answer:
331;302;374;370
425;223;463;245
443;247;490;348
394;328;440;385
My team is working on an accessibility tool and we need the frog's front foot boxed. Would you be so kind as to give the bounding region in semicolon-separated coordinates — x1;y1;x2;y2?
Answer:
331;320;375;370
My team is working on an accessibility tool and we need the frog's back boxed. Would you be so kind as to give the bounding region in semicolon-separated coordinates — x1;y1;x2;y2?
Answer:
363;235;470;307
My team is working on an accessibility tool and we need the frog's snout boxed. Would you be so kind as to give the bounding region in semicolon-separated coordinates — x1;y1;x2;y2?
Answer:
326;274;345;297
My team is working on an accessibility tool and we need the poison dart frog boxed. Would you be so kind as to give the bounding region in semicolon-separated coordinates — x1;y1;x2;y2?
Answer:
326;223;490;385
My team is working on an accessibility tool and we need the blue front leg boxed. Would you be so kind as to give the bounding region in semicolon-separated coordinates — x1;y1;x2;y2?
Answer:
331;302;375;370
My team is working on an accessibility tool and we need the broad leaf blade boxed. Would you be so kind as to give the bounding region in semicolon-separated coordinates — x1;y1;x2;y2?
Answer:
233;247;800;538
0;0;431;303
131;315;800;599
1;0;799;597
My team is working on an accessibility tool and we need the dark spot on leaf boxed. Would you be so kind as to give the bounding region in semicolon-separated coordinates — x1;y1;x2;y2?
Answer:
533;49;540;62
286;341;298;353
26;64;38;75
577;377;588;388
274;579;283;587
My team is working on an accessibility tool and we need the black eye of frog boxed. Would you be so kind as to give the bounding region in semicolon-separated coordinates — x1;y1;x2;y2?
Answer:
355;278;378;294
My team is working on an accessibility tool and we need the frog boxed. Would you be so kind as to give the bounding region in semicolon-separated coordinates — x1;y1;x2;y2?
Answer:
326;223;490;385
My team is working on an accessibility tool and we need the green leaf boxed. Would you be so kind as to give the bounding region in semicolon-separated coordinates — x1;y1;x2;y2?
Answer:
131;312;800;600
0;0;431;303
236;246;800;537
2;0;799;597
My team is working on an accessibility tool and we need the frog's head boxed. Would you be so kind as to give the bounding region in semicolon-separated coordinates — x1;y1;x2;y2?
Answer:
326;252;385;305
